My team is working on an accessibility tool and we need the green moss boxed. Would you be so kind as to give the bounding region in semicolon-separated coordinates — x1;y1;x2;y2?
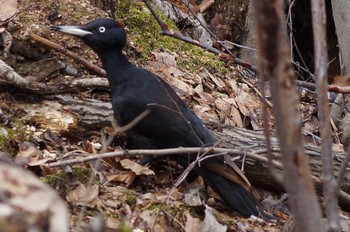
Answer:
146;202;190;218
0;133;7;148
115;0;228;74
41;167;90;187
41;171;65;186
72;167;92;181
0;118;33;155
118;223;133;232
124;190;137;205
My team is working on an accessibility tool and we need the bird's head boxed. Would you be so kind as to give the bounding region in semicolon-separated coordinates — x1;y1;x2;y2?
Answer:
52;18;127;54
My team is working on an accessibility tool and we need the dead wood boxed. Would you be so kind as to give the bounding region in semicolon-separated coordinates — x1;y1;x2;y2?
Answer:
212;125;350;210
0;57;109;94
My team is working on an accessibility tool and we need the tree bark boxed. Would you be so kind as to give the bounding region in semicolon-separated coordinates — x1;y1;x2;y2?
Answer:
312;0;341;230
331;0;350;76
252;0;324;231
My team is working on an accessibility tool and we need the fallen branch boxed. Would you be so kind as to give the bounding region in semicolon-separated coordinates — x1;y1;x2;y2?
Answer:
296;80;350;94
0;58;108;94
44;147;248;168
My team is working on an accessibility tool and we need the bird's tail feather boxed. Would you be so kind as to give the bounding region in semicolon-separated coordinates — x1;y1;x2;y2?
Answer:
195;166;260;218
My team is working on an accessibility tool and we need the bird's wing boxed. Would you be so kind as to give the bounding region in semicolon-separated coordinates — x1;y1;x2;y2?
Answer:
201;157;251;192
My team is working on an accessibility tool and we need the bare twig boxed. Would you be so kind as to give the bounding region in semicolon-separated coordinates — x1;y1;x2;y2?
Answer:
162;210;186;232
240;79;273;108
222;40;258;51
286;0;314;81
29;33;106;76
311;0;341;230
116;108;151;134
260;71;283;184
287;0;295;60
71;77;108;89
100;108;151;152
167;143;223;198
44;147;270;168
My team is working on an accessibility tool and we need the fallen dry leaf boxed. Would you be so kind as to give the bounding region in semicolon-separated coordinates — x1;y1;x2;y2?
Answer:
235;89;260;117
15;141;43;167
106;171;136;187
137;210;168;232
184;187;205;207
120;158;155;176
228;105;244;127
184;212;202;232
168;65;184;78
0;0;17;25
216;97;238;111
105;216;121;230
207;72;226;91
214;97;244;126
66;182;99;207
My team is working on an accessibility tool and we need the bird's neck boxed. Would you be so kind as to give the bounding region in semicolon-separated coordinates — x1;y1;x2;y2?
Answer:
100;50;130;68
99;50;131;86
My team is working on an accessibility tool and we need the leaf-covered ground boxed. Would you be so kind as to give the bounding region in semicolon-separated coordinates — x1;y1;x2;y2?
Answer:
3;0;348;231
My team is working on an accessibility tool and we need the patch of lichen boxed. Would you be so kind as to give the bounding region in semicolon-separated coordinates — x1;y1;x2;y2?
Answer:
115;0;228;74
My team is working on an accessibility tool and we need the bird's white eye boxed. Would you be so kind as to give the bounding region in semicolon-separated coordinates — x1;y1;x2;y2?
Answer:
99;26;106;33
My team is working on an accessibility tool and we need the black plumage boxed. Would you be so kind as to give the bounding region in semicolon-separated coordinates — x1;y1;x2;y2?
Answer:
53;18;262;218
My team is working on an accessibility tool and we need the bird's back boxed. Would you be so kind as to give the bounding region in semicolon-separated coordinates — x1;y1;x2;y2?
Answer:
109;63;216;149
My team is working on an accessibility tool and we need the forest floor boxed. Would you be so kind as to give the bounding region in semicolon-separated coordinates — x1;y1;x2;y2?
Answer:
1;0;349;231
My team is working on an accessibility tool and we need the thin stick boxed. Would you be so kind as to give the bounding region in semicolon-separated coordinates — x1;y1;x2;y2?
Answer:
29;32;106;76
